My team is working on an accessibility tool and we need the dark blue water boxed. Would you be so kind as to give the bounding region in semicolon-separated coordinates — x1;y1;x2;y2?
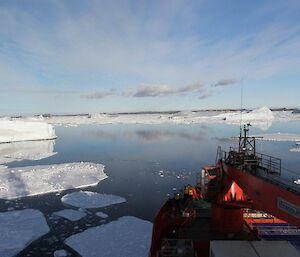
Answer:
1;122;299;257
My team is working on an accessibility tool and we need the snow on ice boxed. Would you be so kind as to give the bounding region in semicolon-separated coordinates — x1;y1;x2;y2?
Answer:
0;209;49;257
65;216;152;257
0;140;56;164
0;119;56;143
52;209;86;221
61;191;126;209
0;162;107;200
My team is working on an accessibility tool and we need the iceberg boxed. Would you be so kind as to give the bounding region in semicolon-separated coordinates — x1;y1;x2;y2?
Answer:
0;119;56;143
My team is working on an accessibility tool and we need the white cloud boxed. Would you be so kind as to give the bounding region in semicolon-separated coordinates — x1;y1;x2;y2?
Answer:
132;82;205;97
213;79;238;87
0;0;299;99
81;90;117;99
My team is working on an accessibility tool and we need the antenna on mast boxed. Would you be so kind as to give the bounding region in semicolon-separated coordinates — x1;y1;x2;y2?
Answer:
239;78;244;139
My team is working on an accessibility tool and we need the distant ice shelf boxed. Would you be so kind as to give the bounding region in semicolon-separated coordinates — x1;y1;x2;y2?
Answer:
0;162;107;200
61;191;126;209
10;107;300;131
0;209;49;257
0;119;57;143
252;133;300;142
65;216;153;257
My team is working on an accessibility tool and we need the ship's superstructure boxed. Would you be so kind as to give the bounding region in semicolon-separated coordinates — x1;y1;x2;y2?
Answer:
150;124;300;257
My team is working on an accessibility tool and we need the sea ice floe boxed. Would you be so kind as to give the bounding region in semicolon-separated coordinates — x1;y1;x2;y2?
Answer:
0;209;50;257
0;119;56;143
52;209;86;221
61;191;126;209
65;216;152;257
95;211;108;218
0;162;107;200
54;249;68;257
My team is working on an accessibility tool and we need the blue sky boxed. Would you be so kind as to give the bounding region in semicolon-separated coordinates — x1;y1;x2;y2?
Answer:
0;0;300;115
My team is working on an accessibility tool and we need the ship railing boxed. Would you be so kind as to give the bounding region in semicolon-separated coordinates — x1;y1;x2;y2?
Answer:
159;239;194;257
255;152;281;175
221;147;282;175
254;168;300;194
221;148;300;194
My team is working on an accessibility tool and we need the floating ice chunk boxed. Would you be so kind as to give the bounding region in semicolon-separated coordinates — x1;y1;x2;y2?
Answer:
0;209;49;257
61;191;126;209
54;249;68;257
0;119;56;143
290;147;300;153
53;209;86;221
0;162;107;200
0;140;56;164
65;216;152;257
95;211;108;218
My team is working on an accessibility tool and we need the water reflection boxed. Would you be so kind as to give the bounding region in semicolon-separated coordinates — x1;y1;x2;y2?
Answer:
0;140;56;164
84;127;210;143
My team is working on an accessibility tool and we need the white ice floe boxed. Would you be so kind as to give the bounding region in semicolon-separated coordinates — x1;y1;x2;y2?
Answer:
95;211;108;218
61;191;126;209
54;249;68;257
53;209;86;221
0;162;107;200
252;133;300;142
65;216;153;257
0;209;49;257
0;140;56;164
0;119;56;143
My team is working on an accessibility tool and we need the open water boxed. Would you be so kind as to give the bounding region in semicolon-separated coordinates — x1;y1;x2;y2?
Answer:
1;122;299;256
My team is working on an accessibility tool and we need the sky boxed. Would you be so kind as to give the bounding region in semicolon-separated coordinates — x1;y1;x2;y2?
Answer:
0;0;300;115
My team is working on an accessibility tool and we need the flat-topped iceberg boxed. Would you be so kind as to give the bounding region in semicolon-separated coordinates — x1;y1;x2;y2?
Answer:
0;119;56;143
0;209;49;257
65;216;152;257
216;107;274;130
0;162;107;200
